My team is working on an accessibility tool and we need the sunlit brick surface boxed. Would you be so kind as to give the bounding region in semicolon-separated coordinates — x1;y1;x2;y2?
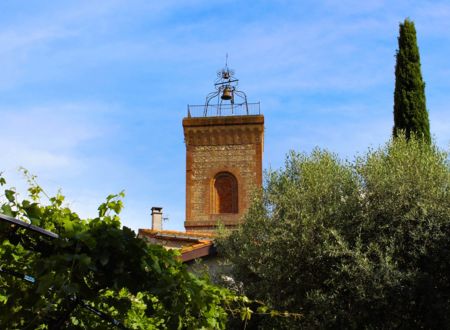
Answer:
183;115;264;232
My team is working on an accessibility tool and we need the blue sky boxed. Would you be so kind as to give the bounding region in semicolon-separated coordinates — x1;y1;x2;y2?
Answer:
1;1;449;231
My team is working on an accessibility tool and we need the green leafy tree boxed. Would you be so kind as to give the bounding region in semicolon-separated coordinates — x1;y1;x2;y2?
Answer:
393;18;431;144
218;135;450;328
0;171;253;329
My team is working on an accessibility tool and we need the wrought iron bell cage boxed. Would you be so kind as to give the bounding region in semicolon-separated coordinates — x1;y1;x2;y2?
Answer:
203;63;249;116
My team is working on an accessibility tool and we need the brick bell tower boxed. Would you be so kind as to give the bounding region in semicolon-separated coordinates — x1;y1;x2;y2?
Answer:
183;62;264;232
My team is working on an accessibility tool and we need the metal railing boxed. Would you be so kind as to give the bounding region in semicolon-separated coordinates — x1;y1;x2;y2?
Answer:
187;102;260;118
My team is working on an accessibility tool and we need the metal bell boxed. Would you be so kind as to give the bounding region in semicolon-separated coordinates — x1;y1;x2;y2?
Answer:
221;86;232;100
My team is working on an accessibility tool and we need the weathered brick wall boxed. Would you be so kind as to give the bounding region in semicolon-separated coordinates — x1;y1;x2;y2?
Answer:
183;115;264;232
189;144;257;221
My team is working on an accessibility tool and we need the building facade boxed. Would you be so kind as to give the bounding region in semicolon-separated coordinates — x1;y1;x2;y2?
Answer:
183;115;264;231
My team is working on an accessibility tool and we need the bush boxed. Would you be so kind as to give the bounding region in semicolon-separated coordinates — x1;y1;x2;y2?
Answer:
0;172;244;329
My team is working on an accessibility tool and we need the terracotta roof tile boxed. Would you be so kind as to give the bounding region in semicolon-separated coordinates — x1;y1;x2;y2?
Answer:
138;228;217;262
138;228;216;240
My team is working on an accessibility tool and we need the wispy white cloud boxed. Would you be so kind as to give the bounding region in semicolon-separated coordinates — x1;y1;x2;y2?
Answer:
0;103;110;174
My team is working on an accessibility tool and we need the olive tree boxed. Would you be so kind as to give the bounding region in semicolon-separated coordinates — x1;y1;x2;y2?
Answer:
218;136;450;328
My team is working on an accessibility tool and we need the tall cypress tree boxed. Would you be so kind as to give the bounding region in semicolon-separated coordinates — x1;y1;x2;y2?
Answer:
393;19;431;144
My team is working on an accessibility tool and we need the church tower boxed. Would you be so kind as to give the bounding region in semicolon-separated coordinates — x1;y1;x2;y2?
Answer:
183;64;264;232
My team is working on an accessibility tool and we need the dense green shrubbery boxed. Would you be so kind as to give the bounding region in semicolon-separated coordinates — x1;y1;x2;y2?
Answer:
0;172;245;329
218;136;450;328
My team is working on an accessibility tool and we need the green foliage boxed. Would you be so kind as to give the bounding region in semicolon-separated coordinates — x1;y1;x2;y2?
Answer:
0;172;251;329
393;18;431;144
218;136;450;328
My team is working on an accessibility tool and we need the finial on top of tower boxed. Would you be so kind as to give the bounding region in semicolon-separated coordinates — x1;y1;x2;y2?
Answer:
217;53;234;81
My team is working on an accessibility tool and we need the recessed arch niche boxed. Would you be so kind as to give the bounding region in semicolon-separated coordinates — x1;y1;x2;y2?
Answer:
212;172;238;214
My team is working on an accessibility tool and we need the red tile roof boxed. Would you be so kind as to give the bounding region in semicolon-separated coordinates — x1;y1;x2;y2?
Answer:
138;228;217;262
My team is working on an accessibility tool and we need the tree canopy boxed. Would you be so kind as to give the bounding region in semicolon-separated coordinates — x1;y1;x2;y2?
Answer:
0;171;250;329
218;136;450;328
393;18;430;144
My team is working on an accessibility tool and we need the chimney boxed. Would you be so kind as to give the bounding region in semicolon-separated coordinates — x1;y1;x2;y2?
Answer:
151;207;163;231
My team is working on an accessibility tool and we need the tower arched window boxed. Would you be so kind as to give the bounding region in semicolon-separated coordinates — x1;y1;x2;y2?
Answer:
212;172;238;214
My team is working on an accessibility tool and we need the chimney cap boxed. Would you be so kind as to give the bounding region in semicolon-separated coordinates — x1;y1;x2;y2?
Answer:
151;206;163;213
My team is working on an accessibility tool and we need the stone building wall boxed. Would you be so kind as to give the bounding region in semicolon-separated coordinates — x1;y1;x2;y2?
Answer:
183;115;264;232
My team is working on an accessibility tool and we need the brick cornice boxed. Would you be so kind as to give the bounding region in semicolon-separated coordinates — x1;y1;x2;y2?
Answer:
184;123;263;146
183;115;264;128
